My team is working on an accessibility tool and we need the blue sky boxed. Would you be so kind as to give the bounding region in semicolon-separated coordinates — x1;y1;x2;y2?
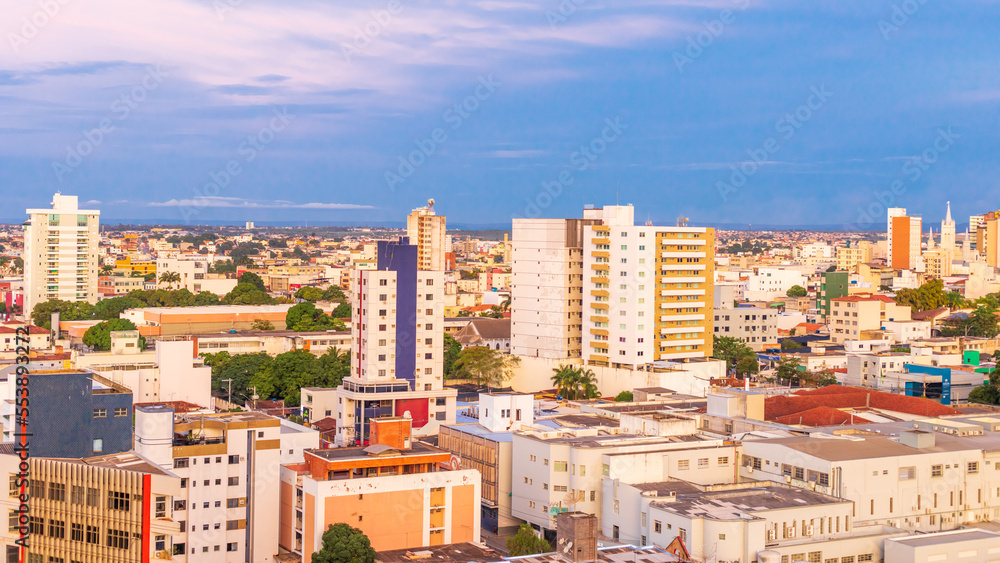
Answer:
1;0;998;228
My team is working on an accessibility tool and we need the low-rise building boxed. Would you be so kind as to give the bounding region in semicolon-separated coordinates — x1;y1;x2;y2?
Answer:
279;417;481;557
712;306;778;351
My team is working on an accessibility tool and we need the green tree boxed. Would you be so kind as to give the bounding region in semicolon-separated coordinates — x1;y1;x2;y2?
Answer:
480;306;505;319
30;299;94;329
453;346;520;390
331;303;351;318
238;271;266;291
194;291;221;306
735;355;759;378
207;352;272;402
310;523;375;563
159;271;181;289
786;285;807;297
894;278;948;312
443;334;462;377
252;350;323;406
614;390;634;402
100;265;114;276
781;339;805;351
825;265;837;272
776;356;803;383
83;319;145;351
323;286;347;302
295;286;325;302
941;304;1000;338
251;319;275;331
945;291;967;309
712;336;756;372
506;524;551;557
210;260;237;275
286;302;345;331
969;384;1000;406
222;283;276;305
550;365;600;400
93;296;146;320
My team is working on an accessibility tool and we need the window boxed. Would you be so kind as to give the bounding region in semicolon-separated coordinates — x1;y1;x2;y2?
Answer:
48;519;65;539
899;466;916;480
553;461;568;472
48;483;65;502
227;542;239;552
93;409;106;418
677;460;689;470
86;488;98;507
71;523;83;541
107;491;130;511
93;439;103;453
229;455;240;464
107;528;130;549
85;525;100;544
698;458;709;468
227;520;240;530
969;462;980;474
174;500;187;511
114;407;127;417
718;456;729;466
654;520;662;533
228;476;239;486
174;458;189;469
70;485;84;505
931;464;943;477
227;498;240;508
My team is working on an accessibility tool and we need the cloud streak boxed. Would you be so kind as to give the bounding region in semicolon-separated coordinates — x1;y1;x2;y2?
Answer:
147;197;374;210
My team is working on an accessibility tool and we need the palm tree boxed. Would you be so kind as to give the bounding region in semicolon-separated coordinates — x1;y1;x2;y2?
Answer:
159;271;181;289
100;265;114;276
551;364;579;399
500;294;511;312
578;368;599;399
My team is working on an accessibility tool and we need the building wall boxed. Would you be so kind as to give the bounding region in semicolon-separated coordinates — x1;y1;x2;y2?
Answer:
29;371;132;458
298;470;480;557
713;307;778;351
511;218;596;359
24;194;100;316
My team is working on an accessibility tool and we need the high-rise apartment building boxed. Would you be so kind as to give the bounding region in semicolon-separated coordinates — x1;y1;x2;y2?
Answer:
581;205;714;367
406;199;448;272
975;210;1000;267
133;406;319;563
835;241;872;272
23;193;100;317
887;207;921;270
510;218;599;359
332;206;457;446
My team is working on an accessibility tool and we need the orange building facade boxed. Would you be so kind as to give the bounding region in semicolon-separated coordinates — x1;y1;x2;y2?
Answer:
278;418;481;558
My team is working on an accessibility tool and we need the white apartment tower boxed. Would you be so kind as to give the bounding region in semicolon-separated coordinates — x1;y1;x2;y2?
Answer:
333;206;457;446
581;205;715;367
406;199;448;271
24;193;100;316
511;217;600;359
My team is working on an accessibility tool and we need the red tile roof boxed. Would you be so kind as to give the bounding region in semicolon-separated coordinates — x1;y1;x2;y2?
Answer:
0;324;48;334
766;385;959;422
774;406;873;426
831;294;895;303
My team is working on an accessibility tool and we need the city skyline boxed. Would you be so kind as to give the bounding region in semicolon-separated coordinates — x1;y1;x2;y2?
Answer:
2;1;998;226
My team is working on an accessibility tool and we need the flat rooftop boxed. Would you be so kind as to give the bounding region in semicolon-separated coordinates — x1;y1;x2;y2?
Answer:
889;529;1000;548
305;441;445;462
651;483;845;520
375;542;500;562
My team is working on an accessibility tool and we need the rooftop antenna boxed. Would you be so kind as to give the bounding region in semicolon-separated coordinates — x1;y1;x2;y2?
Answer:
676;215;689;228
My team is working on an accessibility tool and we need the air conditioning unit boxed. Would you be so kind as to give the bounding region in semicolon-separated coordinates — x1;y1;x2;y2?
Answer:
784;475;791;483
788;528;796;538
748;467;754;473
809;482;816;490
767;530;776;541
806;525;814;536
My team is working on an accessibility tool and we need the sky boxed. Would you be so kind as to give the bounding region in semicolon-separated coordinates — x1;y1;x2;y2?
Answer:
0;0;998;229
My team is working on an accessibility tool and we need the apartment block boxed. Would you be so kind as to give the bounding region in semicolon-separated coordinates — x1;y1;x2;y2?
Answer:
819;271;849;322
836;241;872;272
511;218;598;359
406;200;448;272
581;205;715;367
333;234;456;446
712;307;777;351
133;406;319;563
279;417;480;557
0;452;183;563
888;207;922;270
23;193;100;317
829;294;912;344
156;256;237;295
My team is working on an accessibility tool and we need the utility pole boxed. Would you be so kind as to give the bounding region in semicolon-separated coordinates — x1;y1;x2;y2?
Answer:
250;386;259;411
221;378;233;408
